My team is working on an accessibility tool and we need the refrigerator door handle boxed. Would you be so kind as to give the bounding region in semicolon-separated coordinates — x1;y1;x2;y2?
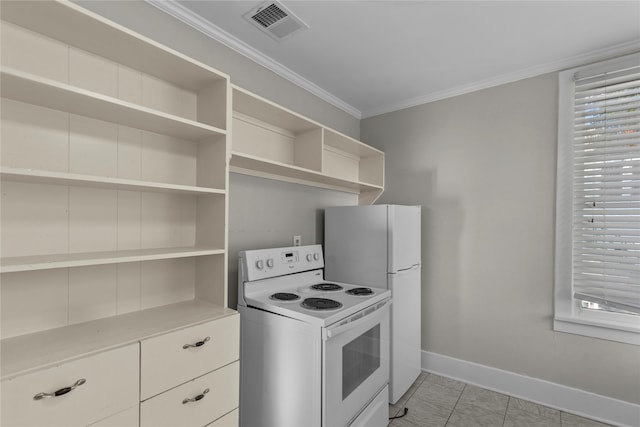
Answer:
394;264;420;273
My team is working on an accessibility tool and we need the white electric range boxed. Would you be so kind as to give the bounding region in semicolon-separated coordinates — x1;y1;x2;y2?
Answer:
237;244;391;427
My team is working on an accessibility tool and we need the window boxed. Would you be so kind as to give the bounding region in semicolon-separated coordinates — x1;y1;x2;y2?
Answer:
555;53;640;345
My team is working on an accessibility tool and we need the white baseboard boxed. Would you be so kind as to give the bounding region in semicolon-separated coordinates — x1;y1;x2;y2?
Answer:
421;351;640;427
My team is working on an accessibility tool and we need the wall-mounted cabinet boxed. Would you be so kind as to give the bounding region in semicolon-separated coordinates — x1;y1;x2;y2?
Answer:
1;2;237;425
230;85;384;204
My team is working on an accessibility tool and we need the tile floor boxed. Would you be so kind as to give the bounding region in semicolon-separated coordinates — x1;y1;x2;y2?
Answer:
388;372;614;427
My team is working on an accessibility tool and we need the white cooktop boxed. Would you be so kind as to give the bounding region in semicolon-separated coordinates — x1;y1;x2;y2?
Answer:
238;245;391;327
242;270;390;327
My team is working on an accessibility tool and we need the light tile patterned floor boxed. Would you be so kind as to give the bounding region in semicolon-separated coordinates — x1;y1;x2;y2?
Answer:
389;372;614;427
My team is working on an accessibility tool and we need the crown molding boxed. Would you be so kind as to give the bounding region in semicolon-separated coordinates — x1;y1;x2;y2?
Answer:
147;1;640;121
361;39;640;118
146;0;362;119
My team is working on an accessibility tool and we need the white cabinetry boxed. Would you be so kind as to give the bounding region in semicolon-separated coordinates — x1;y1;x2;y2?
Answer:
140;362;239;427
231;86;385;204
0;1;238;426
1;344;139;427
139;315;239;427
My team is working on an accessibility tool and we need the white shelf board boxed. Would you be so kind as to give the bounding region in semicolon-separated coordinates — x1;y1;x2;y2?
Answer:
1;300;236;380
230;151;384;194
0;0;228;92
1;246;225;273
0;68;226;141
324;128;385;157
0;168;226;195
232;86;319;134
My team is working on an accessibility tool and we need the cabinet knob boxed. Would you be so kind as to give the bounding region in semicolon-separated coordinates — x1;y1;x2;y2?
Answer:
182;336;211;349
33;378;86;400
182;388;209;404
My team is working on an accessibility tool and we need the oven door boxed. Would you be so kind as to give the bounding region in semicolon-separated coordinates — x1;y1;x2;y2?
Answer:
322;299;390;427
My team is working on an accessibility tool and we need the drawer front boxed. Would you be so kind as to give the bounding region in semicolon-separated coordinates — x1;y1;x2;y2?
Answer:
1;344;139;427
88;405;139;427
140;361;239;427
206;409;238;427
140;314;239;399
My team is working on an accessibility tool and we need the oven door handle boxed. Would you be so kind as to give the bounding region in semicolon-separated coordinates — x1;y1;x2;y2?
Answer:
324;299;391;340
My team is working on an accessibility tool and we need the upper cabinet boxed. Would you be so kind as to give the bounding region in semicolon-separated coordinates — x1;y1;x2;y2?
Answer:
230;85;384;204
0;0;233;380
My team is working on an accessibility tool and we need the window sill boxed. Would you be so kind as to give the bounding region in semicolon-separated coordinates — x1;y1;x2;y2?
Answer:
554;314;640;346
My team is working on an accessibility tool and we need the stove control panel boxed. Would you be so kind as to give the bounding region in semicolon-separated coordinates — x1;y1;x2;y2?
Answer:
240;244;324;282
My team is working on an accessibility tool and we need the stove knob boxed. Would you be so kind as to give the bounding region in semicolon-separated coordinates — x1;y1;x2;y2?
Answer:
266;258;274;268
256;259;264;269
306;254;313;262
313;253;320;261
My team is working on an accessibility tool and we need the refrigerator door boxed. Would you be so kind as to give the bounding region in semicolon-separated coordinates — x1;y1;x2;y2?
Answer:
388;205;421;273
388;265;421;404
324;205;389;289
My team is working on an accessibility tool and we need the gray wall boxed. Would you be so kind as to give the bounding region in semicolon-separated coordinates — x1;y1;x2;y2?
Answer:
361;73;640;404
228;174;356;308
74;0;361;306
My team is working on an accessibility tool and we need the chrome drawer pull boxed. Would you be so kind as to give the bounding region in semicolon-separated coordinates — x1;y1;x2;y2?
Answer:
33;378;86;400
182;336;210;349
182;388;209;404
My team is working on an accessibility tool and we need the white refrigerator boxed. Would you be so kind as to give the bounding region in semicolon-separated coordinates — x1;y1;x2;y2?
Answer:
324;205;421;405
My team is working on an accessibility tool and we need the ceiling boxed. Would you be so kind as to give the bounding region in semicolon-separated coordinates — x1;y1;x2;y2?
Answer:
150;1;640;119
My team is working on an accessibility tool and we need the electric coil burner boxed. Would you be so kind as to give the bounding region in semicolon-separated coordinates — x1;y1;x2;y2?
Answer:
270;292;300;301
346;287;374;296
301;297;343;311
311;283;343;291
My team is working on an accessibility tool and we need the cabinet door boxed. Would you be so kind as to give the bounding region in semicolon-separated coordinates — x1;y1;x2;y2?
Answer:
140;314;239;399
140;362;239;427
1;344;139;427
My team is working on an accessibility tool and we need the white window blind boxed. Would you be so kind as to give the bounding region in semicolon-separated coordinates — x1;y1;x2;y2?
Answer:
571;57;640;315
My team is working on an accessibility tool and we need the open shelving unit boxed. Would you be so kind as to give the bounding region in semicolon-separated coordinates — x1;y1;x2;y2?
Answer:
0;0;232;380
230;85;384;204
1;68;227;140
0;167;227;195
1;2;387;425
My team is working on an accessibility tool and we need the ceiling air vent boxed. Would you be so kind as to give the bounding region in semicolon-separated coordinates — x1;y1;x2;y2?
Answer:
243;1;309;42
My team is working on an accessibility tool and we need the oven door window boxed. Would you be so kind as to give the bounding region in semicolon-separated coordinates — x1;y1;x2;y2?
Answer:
342;324;380;400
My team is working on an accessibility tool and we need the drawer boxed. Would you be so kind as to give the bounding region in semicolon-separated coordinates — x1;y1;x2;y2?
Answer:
1;344;139;427
140;314;239;399
206;409;238;427
140;361;239;427
88;405;139;427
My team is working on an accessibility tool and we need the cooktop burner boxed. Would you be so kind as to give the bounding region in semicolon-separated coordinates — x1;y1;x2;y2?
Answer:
270;292;301;301
346;287;374;296
301;297;343;310
311;283;343;291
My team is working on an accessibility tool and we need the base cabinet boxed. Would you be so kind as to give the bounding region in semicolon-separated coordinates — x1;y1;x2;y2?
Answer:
1;316;240;427
140;362;240;427
1;344;139;427
140;315;239;400
140;314;240;427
